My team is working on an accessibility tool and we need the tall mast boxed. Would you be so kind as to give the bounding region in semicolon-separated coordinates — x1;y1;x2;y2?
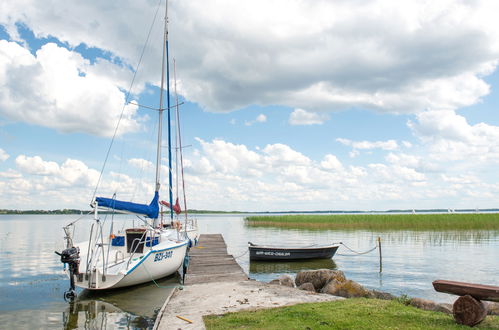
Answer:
155;0;174;221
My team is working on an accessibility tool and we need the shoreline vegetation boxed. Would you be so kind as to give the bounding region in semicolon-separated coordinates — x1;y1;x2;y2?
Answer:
204;298;499;329
0;209;245;215
246;213;499;230
2;208;499;215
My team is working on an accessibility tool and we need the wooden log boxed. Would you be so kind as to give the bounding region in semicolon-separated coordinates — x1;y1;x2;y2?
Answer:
433;280;499;302
452;295;488;327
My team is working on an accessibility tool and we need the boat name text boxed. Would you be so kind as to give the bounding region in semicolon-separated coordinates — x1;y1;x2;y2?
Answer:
255;251;291;257
154;251;173;262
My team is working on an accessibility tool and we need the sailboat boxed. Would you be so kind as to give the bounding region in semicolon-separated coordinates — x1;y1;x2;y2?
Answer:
56;0;189;300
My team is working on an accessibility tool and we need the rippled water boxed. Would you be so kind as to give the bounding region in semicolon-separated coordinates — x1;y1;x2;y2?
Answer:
0;214;498;328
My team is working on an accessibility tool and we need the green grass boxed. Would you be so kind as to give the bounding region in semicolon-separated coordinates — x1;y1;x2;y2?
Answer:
204;298;499;330
245;213;499;230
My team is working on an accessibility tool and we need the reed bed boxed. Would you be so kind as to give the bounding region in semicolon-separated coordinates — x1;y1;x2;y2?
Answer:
245;213;499;231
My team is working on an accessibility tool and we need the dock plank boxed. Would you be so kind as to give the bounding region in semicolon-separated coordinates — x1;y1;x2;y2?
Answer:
184;234;247;285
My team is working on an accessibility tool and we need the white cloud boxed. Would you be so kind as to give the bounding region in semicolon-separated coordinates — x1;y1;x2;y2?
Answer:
128;158;154;171
2;137;499;210
289;109;329;125
385;153;421;169
0;169;21;178
368;163;426;182
337;138;398;150
402;141;413;148
408;110;499;163
245;113;267;126
194;138;263;176
15;155;100;188
0;40;144;137
320;154;343;171
2;1;499;116
16;155;59;176
0;148;9;161
1;154;160;209
263;143;311;167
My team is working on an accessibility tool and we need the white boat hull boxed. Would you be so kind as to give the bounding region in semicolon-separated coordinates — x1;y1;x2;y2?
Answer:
73;234;188;290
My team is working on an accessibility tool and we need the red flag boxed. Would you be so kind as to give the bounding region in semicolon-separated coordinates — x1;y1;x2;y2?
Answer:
160;198;181;215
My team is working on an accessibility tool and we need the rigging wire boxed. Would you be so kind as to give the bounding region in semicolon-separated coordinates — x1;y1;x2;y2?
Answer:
91;0;163;203
173;58;189;220
173;59;180;215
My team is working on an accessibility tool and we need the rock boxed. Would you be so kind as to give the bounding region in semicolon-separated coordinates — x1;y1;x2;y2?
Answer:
295;269;345;291
298;282;316;292
321;279;341;295
279;275;295;287
409;298;438;311
327;270;346;284
485;301;499;315
269;275;295;287
369;290;396;300
321;279;370;298
434;303;453;314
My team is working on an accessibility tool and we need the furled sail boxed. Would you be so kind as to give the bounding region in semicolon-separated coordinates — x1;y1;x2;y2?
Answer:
160;198;181;214
95;191;159;219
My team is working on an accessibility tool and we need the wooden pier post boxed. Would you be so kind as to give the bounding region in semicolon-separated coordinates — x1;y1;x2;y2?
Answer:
378;237;382;273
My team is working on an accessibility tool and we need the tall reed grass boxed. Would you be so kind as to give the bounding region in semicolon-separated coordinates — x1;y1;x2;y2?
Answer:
245;213;499;230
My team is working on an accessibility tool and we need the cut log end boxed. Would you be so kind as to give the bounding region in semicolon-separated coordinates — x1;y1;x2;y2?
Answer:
453;295;488;327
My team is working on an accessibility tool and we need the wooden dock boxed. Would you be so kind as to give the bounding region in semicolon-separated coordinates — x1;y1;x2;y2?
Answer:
184;234;248;285
154;233;342;330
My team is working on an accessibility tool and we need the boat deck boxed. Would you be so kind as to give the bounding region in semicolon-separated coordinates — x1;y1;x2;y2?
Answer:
184;234;248;285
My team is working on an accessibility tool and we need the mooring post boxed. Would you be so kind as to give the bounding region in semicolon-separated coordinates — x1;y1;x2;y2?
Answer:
378;236;382;273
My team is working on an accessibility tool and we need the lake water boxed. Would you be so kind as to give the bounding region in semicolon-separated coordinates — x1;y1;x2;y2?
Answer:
0;214;498;329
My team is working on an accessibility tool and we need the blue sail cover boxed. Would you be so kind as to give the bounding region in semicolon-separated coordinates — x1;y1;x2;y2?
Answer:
95;191;159;219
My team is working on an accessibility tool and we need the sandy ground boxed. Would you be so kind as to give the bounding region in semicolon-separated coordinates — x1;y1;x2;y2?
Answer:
154;279;343;330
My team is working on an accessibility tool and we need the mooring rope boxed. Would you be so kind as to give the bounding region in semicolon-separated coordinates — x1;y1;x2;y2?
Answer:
142;261;184;289
234;249;249;259
336;242;378;256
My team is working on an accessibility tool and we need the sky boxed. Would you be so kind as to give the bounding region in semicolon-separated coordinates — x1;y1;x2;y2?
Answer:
1;0;499;212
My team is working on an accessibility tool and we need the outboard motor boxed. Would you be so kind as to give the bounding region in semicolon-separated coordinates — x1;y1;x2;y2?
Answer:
55;246;80;301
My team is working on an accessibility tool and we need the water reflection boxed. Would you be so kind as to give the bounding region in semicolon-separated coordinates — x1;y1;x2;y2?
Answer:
379;230;499;245
62;275;179;329
63;300;125;330
250;258;337;274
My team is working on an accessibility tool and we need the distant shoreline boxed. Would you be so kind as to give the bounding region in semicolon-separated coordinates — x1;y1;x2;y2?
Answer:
1;208;498;215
